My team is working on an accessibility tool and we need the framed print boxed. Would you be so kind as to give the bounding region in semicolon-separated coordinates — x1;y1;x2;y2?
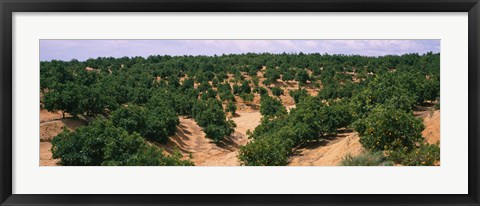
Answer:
1;0;479;206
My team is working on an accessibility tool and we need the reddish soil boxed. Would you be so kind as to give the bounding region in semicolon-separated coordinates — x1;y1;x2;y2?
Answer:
40;142;59;166
288;132;364;166
422;110;440;144
39;110;86;166
40;109;71;123
160;110;262;166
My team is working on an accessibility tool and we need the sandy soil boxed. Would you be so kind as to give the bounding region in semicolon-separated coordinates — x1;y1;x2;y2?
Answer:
39;110;86;166
40;109;72;123
40;118;86;142
288;131;364;166
161;111;262;166
414;105;440;144
40;142;60;166
422;110;440;144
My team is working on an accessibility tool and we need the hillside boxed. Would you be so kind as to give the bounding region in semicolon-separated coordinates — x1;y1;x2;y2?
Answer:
40;52;440;166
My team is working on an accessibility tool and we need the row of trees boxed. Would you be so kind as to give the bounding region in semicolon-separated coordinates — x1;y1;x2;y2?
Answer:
237;53;440;166
51;120;193;166
239;96;352;165
42;52;440;166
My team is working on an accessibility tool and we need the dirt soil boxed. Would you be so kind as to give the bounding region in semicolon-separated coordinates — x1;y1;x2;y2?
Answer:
40;109;72;123
288;131;364;166
421;110;440;144
161;110;262;166
39;109;86;166
40;142;60;166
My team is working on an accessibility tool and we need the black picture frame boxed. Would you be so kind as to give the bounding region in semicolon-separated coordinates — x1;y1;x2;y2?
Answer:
1;0;479;205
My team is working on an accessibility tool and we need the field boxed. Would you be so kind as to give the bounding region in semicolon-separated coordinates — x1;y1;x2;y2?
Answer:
40;52;440;166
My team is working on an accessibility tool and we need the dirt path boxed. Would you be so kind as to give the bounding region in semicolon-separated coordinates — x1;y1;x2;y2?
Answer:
288;131;364;166
421;110;440;144
40;142;59;166
39;109;86;166
162;111;262;166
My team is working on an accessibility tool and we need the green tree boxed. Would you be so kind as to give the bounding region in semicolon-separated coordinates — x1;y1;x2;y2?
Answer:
260;95;287;118
51;120;193;166
263;67;280;86
43;82;83;118
240;93;254;105
353;106;425;151
227;101;237;115
241;80;252;94
192;99;236;142
111;104;179;143
295;69;310;86
271;86;284;97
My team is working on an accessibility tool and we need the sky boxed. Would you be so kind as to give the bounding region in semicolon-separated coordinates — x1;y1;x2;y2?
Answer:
40;40;440;61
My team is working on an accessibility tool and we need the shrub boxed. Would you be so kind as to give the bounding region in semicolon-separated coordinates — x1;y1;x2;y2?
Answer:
233;84;242;95
241;80;252;94
240;93;254;105
271;86;284;97
260;95;287;118
239;129;294;166
288;96;343;143
226;101;237;115
295;69;310;85
43;82;83;118
353;106;425;151
111;104;179;143
192;99;236;142
51;120;193;166
340;152;393;166
254;87;269;96
289;88;309;104
349;73;417;119
281;69;295;82
263;67;280;86
386;143;440;166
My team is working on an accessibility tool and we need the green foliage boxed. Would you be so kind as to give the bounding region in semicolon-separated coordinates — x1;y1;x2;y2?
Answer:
260;95;287;118
51;120;193;166
289;96;344;143
241;80;252;94
192;99;236;142
240;96;351;165
340;151;393;166
386;143;440;166
295;69;310;85
240;93;254;105
263;67;280;86
239;129;294;166
233;84;242;95
43;82;83;117
271;86;284;97
353;106;424;151
254;87;269;96
218;83;235;102
41;52;440;166
226;101;237;115
110;104;179;143
281;69;295;82
251;76;260;87
289;88;309;104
